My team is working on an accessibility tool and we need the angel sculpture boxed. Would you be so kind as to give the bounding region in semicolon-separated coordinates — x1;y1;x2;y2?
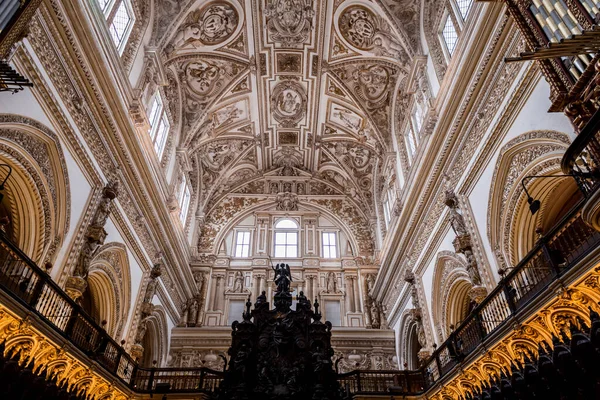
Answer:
272;263;292;294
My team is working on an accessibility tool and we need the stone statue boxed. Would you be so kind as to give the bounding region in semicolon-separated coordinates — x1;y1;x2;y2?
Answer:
326;272;337;293
143;263;162;304
449;207;469;237
370;302;381;329
365;273;375;295
188;298;199;327
233;271;244;292
135;317;148;344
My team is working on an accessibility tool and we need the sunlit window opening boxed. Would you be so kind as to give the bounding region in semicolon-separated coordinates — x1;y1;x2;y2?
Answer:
235;231;251;257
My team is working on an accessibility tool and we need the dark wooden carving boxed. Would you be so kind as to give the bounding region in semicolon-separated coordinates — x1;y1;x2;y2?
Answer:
216;263;343;400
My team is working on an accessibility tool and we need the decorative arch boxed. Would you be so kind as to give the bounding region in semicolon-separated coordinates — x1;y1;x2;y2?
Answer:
397;308;422;369
487;131;571;266
431;251;472;341
0;115;70;265
86;243;132;339
140;305;169;367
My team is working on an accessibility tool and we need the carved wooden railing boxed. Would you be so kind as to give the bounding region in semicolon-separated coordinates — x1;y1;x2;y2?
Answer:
0;192;599;396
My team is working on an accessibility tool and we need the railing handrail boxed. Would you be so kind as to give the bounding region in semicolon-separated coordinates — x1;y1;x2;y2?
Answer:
0;187;598;396
421;195;598;385
562;107;600;174
0;230;137;381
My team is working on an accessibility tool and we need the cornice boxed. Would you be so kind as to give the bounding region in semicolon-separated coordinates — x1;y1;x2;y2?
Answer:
375;7;512;299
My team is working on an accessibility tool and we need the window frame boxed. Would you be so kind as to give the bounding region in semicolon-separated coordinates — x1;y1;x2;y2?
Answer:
147;92;170;159
321;231;338;259
439;10;459;59
234;230;251;258
178;175;191;224
273;218;299;259
96;0;135;54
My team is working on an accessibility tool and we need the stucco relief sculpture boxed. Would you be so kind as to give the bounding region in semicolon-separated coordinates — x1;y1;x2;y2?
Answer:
271;80;307;127
174;3;239;48
338;6;406;59
444;188;487;303
264;0;315;46
276;191;299;211
66;181;119;301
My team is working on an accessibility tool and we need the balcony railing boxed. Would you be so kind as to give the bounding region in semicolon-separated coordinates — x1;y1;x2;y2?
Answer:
0;186;599;397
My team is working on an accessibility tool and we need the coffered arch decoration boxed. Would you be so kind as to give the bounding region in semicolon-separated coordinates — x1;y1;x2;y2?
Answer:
487;131;571;267
87;243;132;339
431;251;472;341
0;115;71;265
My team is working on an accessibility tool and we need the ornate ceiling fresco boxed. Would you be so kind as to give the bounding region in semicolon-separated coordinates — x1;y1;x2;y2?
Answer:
151;0;419;259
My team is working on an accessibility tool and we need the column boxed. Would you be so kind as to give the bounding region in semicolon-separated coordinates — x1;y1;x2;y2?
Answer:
353;276;361;312
345;276;354;313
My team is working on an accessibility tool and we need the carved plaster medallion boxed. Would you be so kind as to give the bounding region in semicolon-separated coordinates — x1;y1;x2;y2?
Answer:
174;2;239;47
271;80;307;127
265;0;314;46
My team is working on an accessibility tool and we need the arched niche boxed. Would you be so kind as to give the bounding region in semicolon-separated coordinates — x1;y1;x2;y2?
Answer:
140;306;169;368
83;243;132;339
0;115;70;265
488;131;571;267
431;251;473;341
397;308;423;370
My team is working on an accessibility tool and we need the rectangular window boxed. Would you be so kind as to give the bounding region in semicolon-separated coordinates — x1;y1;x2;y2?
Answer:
154;116;169;158
148;95;162;129
147;93;169;159
322;232;337;259
456;0;473;19
227;300;245;326
324;300;341;326
109;1;132;49
442;14;458;56
274;232;298;258
178;176;191;224
235;231;251;258
405;124;417;162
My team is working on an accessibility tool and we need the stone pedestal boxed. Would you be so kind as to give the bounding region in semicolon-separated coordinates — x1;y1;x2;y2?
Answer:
65;276;87;301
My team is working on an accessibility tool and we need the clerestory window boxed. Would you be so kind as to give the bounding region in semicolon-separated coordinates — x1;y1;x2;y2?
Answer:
96;0;135;54
274;219;299;258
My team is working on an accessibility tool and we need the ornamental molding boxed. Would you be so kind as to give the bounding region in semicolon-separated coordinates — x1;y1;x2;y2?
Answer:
380;18;521;315
24;4;189;310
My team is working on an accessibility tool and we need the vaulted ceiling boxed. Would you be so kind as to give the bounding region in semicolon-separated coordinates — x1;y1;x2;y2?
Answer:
151;0;421;259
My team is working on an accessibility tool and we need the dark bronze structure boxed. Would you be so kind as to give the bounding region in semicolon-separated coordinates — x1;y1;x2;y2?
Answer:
217;263;343;400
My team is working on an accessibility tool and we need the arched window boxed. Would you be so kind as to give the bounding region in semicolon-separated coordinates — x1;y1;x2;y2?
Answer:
96;0;135;54
274;219;298;258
